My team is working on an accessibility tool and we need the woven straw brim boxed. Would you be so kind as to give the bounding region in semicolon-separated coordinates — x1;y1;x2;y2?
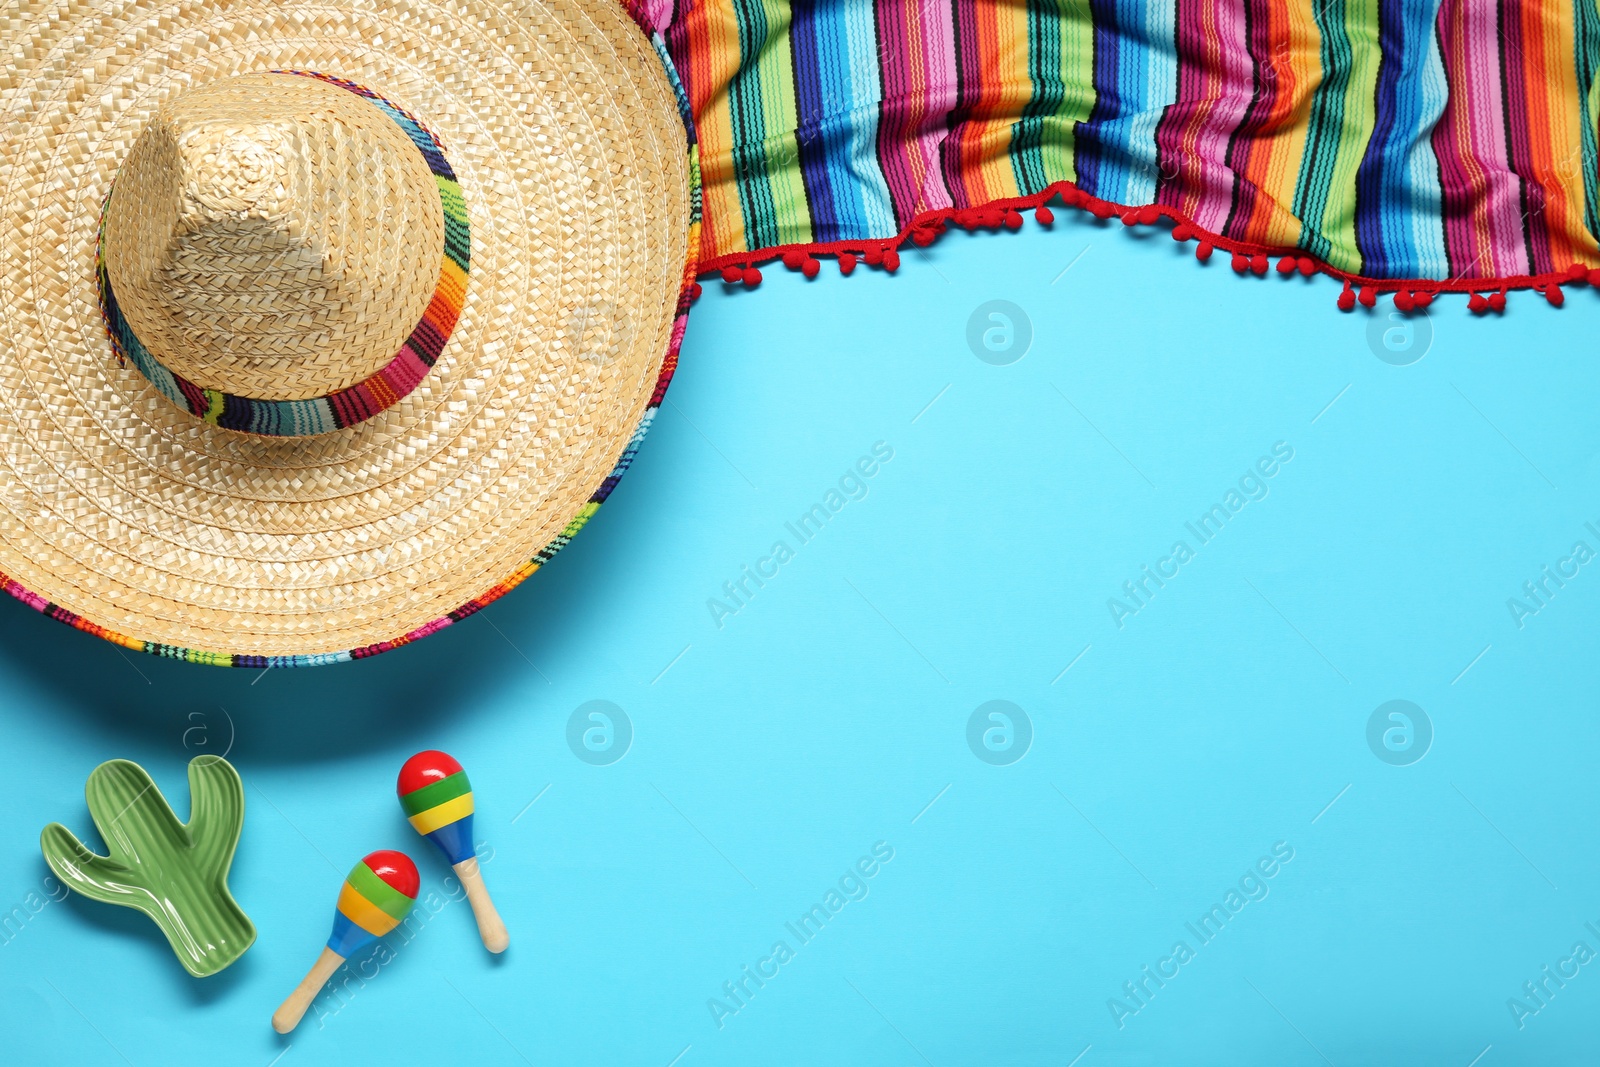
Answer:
0;0;697;664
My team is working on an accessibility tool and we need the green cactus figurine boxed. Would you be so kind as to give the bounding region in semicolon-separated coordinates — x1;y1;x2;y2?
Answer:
41;756;255;977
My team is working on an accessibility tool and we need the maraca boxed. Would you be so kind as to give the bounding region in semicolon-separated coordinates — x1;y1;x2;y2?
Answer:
272;850;419;1033
398;750;507;952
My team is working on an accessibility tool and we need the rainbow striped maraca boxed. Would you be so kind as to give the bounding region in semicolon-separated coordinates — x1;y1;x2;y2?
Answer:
272;850;419;1033
398;750;507;953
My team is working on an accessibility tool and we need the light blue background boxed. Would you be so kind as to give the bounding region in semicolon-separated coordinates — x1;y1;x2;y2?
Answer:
3;214;1598;1066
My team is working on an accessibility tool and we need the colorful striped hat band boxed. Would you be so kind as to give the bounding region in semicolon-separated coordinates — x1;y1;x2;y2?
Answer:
95;71;470;437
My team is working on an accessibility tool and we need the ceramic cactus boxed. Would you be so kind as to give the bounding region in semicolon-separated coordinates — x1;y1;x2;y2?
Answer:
41;756;255;977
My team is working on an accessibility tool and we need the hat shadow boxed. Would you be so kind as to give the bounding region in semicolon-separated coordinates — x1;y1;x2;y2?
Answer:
0;527;613;765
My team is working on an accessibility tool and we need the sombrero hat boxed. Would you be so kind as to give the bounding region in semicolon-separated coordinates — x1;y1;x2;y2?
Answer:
0;0;698;665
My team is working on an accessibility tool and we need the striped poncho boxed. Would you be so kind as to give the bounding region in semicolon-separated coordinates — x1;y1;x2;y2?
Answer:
634;0;1600;305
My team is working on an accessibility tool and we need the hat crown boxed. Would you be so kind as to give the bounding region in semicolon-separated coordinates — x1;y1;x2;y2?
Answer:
103;74;445;402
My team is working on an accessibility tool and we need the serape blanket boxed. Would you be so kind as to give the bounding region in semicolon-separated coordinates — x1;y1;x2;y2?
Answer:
632;0;1600;308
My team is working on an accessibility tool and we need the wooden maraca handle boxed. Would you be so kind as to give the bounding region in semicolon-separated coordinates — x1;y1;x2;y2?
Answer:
453;857;508;953
272;946;345;1033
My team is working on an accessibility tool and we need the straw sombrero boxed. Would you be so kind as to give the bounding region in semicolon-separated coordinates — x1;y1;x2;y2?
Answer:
0;0;697;665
